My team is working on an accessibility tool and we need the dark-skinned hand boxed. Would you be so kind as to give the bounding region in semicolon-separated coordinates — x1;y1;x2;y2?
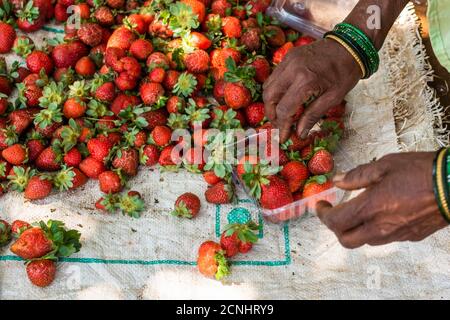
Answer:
263;38;361;142
316;152;449;249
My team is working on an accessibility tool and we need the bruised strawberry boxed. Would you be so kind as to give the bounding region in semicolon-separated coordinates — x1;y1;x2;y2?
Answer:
11;220;31;235
10;227;53;259
197;241;229;280
112;148;139;176
78;23;103;47
251;56;271;83
184;50;210;74
26;259;56;287
171;192;201;218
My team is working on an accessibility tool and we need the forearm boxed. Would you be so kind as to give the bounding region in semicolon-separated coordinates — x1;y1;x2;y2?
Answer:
343;0;410;50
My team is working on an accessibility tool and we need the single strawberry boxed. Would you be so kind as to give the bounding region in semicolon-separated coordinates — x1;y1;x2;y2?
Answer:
182;0;206;23
24;175;53;200
188;31;212;50
140;82;165;106
281;161;309;193
110;93;140;115
265;25;286;47
79;156;106;179
221;16;242;38
184;50;210;74
112;148;139;176
0;220;11;247
241;28;261;51
98;170;123;194
294;36;315;47
158;145;179;167
141;109;167;130
205;181;234;204
272;42;294;65
2;144;28;165
54;2;68;22
35;146;61;171
197;241;230;280
302;176;333;198
224;82;251;110
87;136;113;162
151;125;172;147
211;0;231;17
251;56;271;83
171;192;201;218
75;56;96;77
106;26;136;50
220;221;259;257
260;175;293;210
11;220;31;236
26;259;56;287
16;3;45;32
8;109;33;134
78;23;103;47
166;95;185;113
10;227;53;259
148;67;166;83
308;149;334;175
130;39;153;61
140;144;160;166
95;82;116;102
94;6;115;26
26;51;53;75
163;70;180;91
52;41;89;68
0;22;16;54
244;102;265;127
63;98;87;119
63;148;82;167
203;170;222;185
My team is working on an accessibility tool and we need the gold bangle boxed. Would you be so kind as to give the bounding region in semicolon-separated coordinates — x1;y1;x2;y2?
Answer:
325;34;367;79
436;149;450;220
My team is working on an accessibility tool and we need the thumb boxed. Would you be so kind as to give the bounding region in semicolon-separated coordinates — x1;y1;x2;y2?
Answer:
334;160;389;190
296;92;338;139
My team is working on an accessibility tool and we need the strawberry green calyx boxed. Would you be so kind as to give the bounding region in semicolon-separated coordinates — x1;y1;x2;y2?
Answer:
118;192;145;218
173;72;197;98
0;162;7;178
33;220;82;262
60;119;81;152
0;220;11;247
13;37;35;58
39;81;66;108
68;80;89;99
170;201;193;218
87;99;112;118
214;250;230;280
53;166;76;191
167;113;189;130
0;0;13;22
123;127;139;147
168;2;199;37
34;103;63;129
118;105;151;129
1;125;19;146
224;221;259;244
210;108;241;130
241;161;281;199
8;166;35;192
185;99;210;123
307;174;330;185
17;0;39;23
224;57;261;100
100;194;120;213
204;131;235;178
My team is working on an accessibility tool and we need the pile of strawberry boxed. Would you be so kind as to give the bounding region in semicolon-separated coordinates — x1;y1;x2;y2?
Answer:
0;0;347;282
0;219;81;287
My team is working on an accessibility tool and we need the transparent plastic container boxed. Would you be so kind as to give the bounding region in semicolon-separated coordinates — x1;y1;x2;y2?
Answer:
229;130;355;224
267;0;358;38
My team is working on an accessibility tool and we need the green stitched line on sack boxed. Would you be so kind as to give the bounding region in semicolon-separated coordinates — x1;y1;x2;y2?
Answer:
42;26;65;34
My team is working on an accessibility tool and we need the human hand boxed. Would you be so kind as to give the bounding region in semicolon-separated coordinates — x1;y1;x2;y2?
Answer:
316;152;449;249
263;38;361;142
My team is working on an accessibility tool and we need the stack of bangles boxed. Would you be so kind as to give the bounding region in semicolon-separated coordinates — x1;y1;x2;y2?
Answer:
324;23;380;79
433;148;450;223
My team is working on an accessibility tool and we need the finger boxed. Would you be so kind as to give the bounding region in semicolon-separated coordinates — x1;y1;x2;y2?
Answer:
263;65;291;122
338;223;379;249
333;159;390;191
296;92;336;139
316;192;372;233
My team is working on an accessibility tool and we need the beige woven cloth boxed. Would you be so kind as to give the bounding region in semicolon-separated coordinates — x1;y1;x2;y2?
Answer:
1;3;449;299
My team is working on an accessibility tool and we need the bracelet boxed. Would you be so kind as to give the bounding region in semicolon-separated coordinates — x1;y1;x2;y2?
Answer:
324;34;367;79
324;23;380;78
433;148;450;223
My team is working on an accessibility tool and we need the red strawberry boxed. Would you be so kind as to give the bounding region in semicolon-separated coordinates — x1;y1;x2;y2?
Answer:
162;70;180;91
222;16;241;38
148;67;166;83
281;161;309;193
247;0;270;16
9;109;33;134
142;109;167;130
24;175;53;200
220;221;259;257
110;93;140;115
125;13;147;34
184;50;210;74
188;31;212;50
251;57;271;83
112;148;139;176
79;156;106;179
98;170;122;194
2;144;28;165
63;98;87;119
211;0;231;17
272;42;294;65
26;51;53;75
70;168;88;189
308;149;334;175
265;25;286;47
106;0;125;9
77;23;103;47
11;220;31;235
203;171;222;185
35;147;61;171
130;39;153;61
63;148;82;167
244;102;265;127
224;82;251;110
75;56;96;77
294;36;315;47
140;82;165;106
205;181;233;204
0;22;16;54
171;192;201;218
54;3;69;22
166;95;185;113
158;145;178;166
52;41;89;68
141;144;159;166
260;175;293;210
10;227;53;259
182;0;206;23
241;28;261;51
302;177;333;198
151;125;172;147
95;82;116;102
325;101;346;118
106;26;136;50
285;132;311;151
26;139;45;162
87;137;113;162
197;241;229;280
94;6;115;26
26;259;56;287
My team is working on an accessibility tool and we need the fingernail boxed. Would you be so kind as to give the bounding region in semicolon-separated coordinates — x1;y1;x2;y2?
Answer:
333;172;346;182
300;129;309;139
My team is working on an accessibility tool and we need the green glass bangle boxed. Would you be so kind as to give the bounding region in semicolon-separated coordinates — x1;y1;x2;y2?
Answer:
441;149;450;223
333;23;380;76
433;149;447;220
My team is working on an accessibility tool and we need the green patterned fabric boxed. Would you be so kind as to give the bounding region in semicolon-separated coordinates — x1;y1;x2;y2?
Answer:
428;0;450;72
